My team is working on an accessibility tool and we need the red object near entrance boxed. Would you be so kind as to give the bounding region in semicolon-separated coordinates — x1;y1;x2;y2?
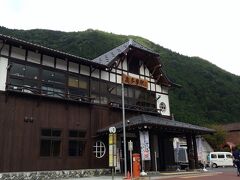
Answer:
132;153;141;178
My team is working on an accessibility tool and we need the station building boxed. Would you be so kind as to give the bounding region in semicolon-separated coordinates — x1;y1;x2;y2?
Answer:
0;34;214;172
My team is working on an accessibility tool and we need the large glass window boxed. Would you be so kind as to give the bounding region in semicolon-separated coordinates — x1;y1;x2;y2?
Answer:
91;79;100;103
68;75;89;100
41;69;66;98
100;82;108;104
68;130;86;156
8;62;39;93
40;129;61;157
42;70;65;85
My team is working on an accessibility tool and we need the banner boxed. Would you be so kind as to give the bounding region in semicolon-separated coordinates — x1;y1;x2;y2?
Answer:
139;131;151;160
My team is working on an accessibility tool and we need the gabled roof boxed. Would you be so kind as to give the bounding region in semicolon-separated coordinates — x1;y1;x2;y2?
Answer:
92;39;180;87
92;39;158;66
97;114;215;135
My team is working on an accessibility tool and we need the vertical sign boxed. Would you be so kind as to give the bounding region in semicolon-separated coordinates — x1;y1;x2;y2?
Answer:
139;131;151;161
109;127;117;167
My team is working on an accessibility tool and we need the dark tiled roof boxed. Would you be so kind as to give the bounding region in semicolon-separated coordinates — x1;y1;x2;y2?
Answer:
97;114;215;134
0;33;102;67
92;39;159;66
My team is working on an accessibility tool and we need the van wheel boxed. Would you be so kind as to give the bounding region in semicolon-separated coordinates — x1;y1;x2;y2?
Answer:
212;163;218;168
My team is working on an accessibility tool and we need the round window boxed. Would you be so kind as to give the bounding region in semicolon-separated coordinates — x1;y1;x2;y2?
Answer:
159;102;166;112
93;141;106;158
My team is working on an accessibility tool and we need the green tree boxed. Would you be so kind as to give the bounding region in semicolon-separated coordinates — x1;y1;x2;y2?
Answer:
204;125;227;151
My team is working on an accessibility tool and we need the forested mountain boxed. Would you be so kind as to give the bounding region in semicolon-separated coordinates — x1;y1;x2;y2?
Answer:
1;26;240;125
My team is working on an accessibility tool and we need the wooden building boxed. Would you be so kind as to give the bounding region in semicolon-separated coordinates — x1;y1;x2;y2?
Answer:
0;34;214;172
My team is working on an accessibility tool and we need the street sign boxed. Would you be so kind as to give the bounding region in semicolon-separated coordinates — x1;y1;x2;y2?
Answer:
128;140;133;151
109;126;116;133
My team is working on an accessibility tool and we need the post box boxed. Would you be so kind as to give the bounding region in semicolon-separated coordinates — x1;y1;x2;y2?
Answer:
132;153;141;178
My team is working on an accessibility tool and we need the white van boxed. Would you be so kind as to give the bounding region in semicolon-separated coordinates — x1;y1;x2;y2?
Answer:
208;152;234;168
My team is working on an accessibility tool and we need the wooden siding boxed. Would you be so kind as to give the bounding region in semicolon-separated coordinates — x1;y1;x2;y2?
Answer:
0;92;110;172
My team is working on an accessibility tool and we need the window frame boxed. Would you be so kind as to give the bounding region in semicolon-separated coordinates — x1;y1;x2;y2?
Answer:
68;129;87;157
40;128;62;157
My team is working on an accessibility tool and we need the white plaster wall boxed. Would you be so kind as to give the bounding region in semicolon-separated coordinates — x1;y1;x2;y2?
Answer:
122;58;127;70
0;43;9;56
150;78;155;83
27;50;41;64
150;83;155;91
145;66;150;77
128;73;139;79
56;58;67;70
117;74;122;84
101;70;109;81
11;46;25;60
110;73;116;82
80;65;90;76
140;64;144;75
42;55;54;67
69;62;79;73
156;93;170;116
147;83;151;91
156;85;161;93
91;69;99;78
0;57;8;91
117;69;122;74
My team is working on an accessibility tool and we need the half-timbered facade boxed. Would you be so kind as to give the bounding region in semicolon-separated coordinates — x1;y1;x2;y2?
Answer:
0;34;214;172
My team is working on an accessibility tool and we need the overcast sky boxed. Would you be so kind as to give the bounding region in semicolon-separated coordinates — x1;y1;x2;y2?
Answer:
1;0;240;75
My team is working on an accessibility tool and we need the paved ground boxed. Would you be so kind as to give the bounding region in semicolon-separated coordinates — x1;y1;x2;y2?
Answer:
65;167;239;180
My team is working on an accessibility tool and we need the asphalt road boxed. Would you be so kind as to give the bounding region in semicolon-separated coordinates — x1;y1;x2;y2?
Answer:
157;167;239;180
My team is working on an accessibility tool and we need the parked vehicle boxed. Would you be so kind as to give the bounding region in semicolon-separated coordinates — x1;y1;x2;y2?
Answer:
208;152;234;168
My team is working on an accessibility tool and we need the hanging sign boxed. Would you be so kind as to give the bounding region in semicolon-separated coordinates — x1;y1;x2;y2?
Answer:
139;131;151;161
122;74;148;89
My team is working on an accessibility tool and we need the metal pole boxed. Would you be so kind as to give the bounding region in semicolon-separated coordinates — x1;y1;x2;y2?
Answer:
112;167;114;180
130;146;133;180
122;82;127;177
155;151;158;172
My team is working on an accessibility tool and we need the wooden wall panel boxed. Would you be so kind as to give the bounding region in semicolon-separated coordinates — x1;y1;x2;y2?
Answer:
0;92;143;172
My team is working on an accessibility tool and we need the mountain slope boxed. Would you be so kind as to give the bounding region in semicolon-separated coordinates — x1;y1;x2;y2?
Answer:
1;26;240;125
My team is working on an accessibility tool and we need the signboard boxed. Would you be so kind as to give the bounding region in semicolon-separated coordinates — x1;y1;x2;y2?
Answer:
122;74;148;89
109;127;117;167
139;131;151;160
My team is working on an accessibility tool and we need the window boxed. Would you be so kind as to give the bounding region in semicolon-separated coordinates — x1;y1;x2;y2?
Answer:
68;130;86;156
226;154;232;158
100;82;108;104
211;154;217;158
91;79;100;103
42;70;65;85
218;154;225;159
40;129;61;157
42;70;66;98
8;62;39;93
93;141;106;158
68;75;89;100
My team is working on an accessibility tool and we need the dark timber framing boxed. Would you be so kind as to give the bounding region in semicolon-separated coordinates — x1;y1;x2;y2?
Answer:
0;34;213;172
